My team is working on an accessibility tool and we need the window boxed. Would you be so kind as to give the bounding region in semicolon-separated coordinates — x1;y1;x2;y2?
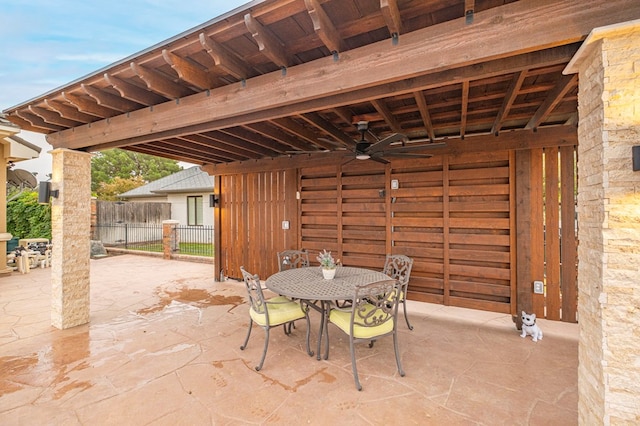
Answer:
187;196;203;226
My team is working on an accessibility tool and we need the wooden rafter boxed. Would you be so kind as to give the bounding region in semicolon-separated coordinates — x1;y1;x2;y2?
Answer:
413;91;435;142
380;0;402;36
162;50;218;90
44;99;94;123
130;63;193;99
177;134;249;161
305;0;346;54
460;81;469;139
298;112;352;147
491;71;527;135
244;13;289;68
202;130;276;157
104;73;166;105
81;84;141;112
271;117;335;150
199;33;251;80
220;127;291;153
61;92;118;118
371;99;402;133
15;110;64;132
243;122;311;151
28;105;80;127
525;74;578;129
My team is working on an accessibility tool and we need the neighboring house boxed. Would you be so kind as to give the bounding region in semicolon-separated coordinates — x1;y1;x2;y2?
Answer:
118;166;214;227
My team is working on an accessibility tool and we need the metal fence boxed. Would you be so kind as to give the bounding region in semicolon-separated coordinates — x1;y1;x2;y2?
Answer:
92;223;213;257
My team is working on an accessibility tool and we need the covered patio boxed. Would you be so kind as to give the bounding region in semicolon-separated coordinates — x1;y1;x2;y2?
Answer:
0;255;578;424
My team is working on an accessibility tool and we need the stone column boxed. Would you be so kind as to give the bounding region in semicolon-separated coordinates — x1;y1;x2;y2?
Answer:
50;148;93;329
162;220;180;260
565;21;640;424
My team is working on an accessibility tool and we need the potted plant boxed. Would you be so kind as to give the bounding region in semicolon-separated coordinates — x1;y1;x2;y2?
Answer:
317;249;339;279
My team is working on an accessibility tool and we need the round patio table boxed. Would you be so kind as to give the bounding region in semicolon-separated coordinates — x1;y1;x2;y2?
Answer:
265;266;391;359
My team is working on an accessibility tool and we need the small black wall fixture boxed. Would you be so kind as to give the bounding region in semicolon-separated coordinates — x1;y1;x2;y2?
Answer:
209;194;219;207
37;181;59;204
633;146;640;171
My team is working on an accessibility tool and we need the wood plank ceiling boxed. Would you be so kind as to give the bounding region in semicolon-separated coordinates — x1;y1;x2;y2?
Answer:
3;0;636;167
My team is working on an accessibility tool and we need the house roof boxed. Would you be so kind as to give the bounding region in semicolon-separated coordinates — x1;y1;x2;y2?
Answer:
3;0;638;171
119;166;213;198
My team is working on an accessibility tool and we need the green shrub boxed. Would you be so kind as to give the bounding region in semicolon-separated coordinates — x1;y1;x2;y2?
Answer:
7;190;52;240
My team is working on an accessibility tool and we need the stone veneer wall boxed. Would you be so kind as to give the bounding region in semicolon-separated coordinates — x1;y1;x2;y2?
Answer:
574;24;640;424
50;149;93;329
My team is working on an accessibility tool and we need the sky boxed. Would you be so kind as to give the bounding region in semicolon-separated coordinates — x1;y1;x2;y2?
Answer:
0;0;249;179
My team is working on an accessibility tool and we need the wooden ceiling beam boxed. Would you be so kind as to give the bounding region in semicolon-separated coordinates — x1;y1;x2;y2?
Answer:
271;117;334;149
298;112;352;147
15;110;64;132
380;0;402;36
4;114;42;132
371;99;403;133
492;71;527;135
130;62;193;99
201;130;276;157
81;84;141;112
244;13;289;68
305;0;346;54
61;92;119;118
460;81;469;139
178;134;251;161
104;73;166;105
162;50;219;90
159;138;242;162
126;143;213;164
243;122;310;151
413;91;435;142
525;74;578;130
44;99;95;123
199;34;251;80
28;105;80;127
220;127;291;153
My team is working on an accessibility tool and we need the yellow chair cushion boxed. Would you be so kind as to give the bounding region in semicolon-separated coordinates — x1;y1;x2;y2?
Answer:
329;304;394;339
250;297;305;327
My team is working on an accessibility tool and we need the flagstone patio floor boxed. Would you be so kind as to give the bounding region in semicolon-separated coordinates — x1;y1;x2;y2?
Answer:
0;254;578;425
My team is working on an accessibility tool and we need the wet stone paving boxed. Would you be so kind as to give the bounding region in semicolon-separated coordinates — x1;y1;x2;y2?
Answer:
1;255;579;425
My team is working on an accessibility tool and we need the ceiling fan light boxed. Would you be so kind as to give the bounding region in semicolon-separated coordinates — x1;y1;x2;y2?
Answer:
356;153;370;160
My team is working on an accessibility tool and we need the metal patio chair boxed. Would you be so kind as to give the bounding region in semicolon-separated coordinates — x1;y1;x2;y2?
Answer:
382;254;415;330
239;266;313;371
325;279;405;390
277;249;310;271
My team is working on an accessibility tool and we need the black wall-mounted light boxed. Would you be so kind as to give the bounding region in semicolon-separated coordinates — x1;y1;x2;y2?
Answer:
633;146;640;171
37;181;59;204
209;194;220;207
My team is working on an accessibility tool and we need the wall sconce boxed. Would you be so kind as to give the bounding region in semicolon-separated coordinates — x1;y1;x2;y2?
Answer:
37;181;58;204
209;194;220;207
633;146;640;171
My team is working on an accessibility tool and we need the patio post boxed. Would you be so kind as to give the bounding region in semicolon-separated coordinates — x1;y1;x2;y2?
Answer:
565;20;640;424
50;148;93;329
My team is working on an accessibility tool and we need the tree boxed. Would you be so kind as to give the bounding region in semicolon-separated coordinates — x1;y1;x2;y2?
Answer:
91;149;182;193
96;176;145;201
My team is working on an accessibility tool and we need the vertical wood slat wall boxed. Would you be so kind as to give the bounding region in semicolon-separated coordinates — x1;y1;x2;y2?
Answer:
219;147;578;321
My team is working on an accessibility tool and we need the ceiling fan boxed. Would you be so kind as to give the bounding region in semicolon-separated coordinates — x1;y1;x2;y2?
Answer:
286;120;445;163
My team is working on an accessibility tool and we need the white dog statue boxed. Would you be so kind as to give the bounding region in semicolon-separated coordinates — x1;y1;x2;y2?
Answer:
520;311;543;342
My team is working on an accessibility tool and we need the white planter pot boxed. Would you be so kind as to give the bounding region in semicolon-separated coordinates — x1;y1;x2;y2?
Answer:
322;268;336;280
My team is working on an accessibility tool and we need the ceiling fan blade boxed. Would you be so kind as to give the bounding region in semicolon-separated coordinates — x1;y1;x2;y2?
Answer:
367;133;406;153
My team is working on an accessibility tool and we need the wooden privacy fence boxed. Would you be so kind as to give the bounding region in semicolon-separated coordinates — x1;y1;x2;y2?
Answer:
218;148;578;322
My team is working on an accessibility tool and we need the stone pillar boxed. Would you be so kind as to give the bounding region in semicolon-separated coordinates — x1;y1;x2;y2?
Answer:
0;133;15;275
162;220;179;260
565;21;640;424
50;148;93;329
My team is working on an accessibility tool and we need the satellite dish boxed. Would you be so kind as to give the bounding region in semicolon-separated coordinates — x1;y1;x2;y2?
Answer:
7;168;37;189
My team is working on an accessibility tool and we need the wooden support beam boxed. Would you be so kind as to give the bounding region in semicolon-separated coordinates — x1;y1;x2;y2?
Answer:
44;99;95;123
15;110;64;132
413;91;435;142
104;73;166;105
199;33;251;80
298;112;352;147
62;92;118;118
271;117;334;149
81;84;141;112
178;134;252;161
28;105;80;127
491;71;526;135
525;73;577;129
305;0;346;54
130;62;193;99
244;13;289;68
220;127;291;153
460;80;469;139
380;0;402;36
202;130;277;157
371;99;402;133
162;50;219;90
